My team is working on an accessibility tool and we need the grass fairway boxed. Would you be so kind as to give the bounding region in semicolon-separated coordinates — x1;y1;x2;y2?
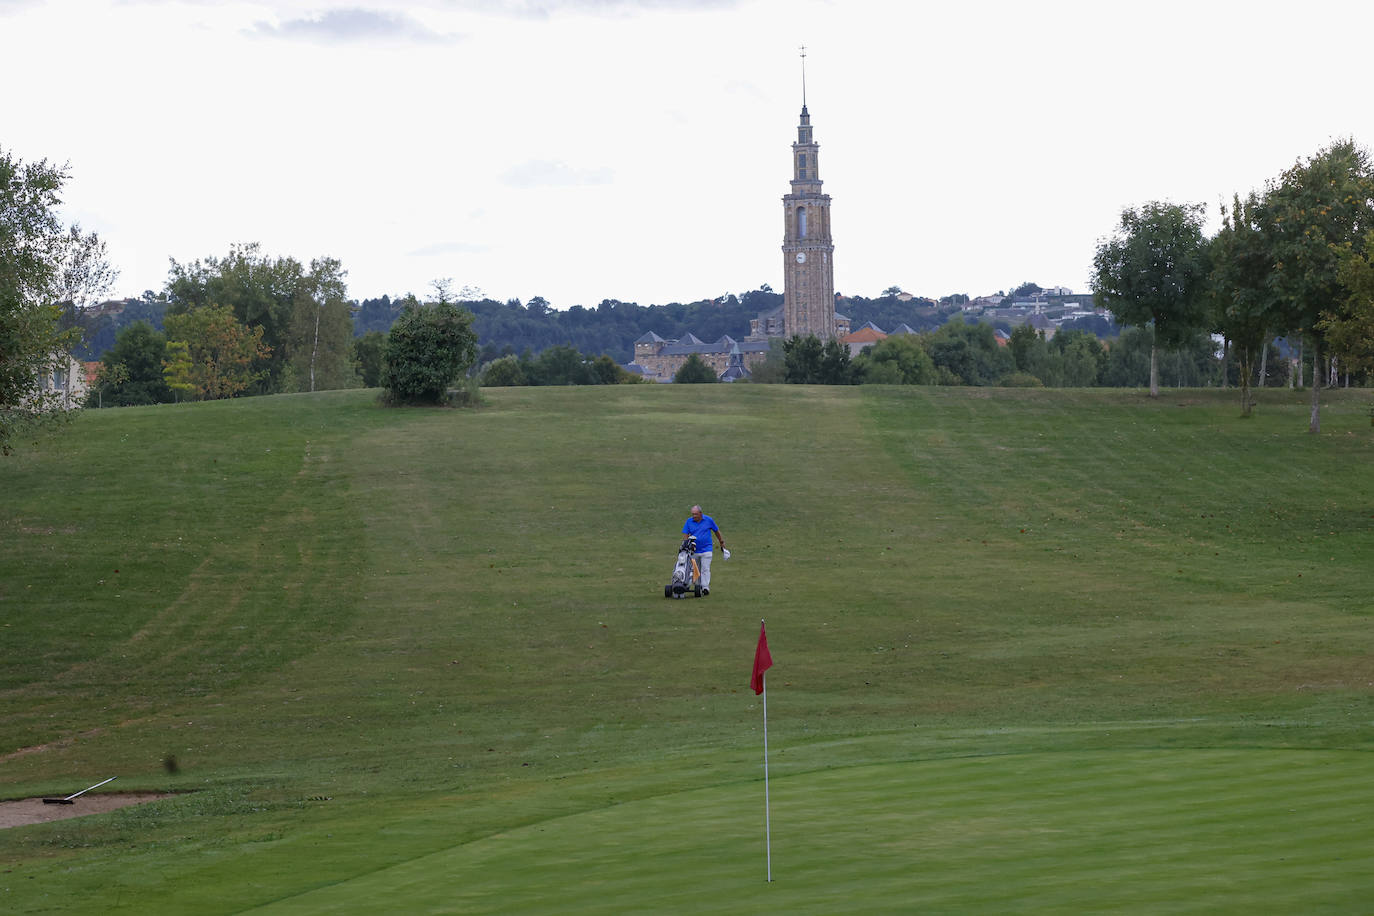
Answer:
3;384;1374;913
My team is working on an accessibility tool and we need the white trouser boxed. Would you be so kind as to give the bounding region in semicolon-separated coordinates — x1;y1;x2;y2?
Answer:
694;551;713;588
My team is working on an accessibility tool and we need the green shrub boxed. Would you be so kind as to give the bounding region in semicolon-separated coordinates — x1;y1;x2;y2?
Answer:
381;302;478;404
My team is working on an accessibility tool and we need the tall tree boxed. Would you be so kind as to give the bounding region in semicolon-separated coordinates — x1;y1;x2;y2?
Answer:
1;148;110;453
1092;201;1210;397
1264;139;1374;432
286;257;355;392
1209;192;1278;416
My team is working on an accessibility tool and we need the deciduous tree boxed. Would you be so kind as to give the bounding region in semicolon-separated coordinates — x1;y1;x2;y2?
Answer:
285;257;355;392
478;354;527;387
923;317;1014;385
783;334;824;383
855;334;937;385
1208;192;1278;416
94;321;172;406
167;243;310;393
350;330;386;388
674;354;718;383
1051;329;1106;388
1265;139;1374;431
1;148;107;453
164;304;271;400
1092;201;1210;397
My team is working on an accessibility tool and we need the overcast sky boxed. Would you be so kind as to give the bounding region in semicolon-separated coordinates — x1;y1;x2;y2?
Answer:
4;0;1372;308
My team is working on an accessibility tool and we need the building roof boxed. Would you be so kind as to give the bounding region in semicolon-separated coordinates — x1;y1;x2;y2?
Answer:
719;364;750;382
842;326;887;345
890;323;918;335
634;331;667;344
661;339;771;357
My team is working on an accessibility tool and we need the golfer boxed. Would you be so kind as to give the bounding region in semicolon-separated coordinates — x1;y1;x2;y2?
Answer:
681;505;728;595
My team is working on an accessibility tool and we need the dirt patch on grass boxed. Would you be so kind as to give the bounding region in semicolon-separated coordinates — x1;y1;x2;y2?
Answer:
0;793;174;829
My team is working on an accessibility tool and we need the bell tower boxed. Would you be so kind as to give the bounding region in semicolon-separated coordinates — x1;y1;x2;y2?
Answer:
782;47;835;340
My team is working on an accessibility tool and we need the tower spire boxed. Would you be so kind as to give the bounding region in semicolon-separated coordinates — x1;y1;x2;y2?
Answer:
799;44;807;110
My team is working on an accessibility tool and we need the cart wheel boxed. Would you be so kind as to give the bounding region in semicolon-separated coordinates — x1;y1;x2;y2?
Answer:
693;585;701;597
665;585;672;598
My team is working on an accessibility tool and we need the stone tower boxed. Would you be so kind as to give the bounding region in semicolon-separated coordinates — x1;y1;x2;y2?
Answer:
782;92;835;340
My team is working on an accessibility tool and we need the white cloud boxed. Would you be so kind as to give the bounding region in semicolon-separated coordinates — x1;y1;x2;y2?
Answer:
454;0;739;19
249;8;463;45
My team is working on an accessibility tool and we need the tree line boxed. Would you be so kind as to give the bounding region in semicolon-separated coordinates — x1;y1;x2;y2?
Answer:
730;321;1259;390
1092;138;1374;432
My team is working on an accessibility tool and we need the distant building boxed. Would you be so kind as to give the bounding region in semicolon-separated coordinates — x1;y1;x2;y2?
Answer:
719;343;752;382
781;97;837;340
841;321;887;356
631;332;772;382
33;353;90;409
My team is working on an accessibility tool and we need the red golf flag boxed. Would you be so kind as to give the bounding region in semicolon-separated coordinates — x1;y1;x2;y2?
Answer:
751;620;773;695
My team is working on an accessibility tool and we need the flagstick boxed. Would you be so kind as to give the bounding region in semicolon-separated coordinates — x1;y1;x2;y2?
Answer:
762;668;772;882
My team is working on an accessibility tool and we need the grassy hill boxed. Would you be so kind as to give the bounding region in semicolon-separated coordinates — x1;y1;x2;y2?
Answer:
3;384;1374;912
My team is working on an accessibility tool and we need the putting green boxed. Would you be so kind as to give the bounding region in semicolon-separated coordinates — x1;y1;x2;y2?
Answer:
254;747;1374;913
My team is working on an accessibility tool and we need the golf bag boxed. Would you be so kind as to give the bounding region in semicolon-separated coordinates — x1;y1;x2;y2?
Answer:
665;534;701;598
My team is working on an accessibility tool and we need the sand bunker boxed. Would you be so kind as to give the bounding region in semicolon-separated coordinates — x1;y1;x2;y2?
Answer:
0;793;174;829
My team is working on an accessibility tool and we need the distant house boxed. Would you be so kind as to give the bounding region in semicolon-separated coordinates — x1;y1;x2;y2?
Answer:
34;353;90;409
840;321;887;356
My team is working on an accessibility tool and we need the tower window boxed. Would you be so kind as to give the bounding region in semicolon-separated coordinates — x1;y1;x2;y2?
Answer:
797;207;807;239
798;153;807;169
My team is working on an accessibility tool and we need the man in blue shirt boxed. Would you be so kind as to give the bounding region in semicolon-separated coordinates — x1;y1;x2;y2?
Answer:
681;505;728;595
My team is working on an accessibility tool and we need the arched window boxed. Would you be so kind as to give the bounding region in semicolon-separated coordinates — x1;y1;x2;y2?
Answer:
797;207;807;239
